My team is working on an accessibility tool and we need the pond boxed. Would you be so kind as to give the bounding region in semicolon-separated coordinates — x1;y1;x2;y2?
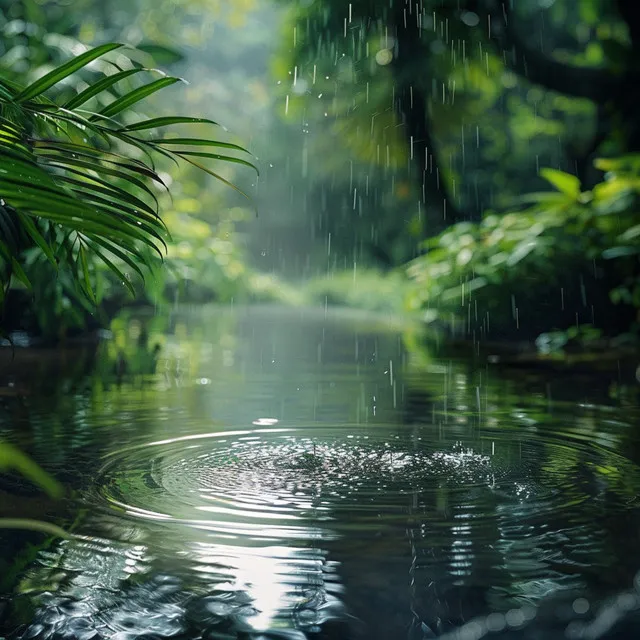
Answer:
1;305;640;640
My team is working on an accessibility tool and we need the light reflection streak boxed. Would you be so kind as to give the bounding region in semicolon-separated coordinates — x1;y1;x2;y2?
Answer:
191;541;328;631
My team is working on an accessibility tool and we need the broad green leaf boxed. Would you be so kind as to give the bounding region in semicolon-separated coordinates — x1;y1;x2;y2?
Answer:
64;68;146;109
15;43;123;102
96;77;181;120
602;245;640;259
120;116;219;132
619;224;640;242
540;168;582;198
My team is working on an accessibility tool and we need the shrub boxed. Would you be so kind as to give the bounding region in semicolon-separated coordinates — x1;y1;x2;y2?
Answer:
406;158;640;341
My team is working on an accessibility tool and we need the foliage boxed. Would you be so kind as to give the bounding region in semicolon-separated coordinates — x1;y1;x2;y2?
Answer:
0;441;62;499
0;440;67;537
269;0;634;272
406;157;640;339
0;42;255;338
304;269;410;314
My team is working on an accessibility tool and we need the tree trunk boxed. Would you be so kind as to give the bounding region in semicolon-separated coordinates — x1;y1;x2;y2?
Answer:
389;1;464;235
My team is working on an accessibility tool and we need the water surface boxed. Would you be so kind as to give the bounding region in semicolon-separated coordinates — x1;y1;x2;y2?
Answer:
1;305;639;639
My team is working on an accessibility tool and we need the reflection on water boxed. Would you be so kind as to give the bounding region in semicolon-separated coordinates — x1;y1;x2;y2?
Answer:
1;306;640;639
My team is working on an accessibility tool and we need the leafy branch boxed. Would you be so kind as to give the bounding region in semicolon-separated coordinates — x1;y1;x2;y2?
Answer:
0;42;257;313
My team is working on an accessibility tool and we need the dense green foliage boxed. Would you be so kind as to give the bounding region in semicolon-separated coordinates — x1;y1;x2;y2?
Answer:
1;0;639;339
0;0;266;340
271;0;640;339
406;159;640;340
0;42;257;340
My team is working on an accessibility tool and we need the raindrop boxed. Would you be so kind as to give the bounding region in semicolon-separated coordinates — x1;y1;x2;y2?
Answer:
461;11;480;27
375;49;393;65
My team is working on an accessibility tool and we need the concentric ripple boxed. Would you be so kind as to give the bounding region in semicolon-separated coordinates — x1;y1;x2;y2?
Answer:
92;425;640;544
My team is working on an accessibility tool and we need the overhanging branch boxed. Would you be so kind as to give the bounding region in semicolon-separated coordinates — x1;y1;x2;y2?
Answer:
477;0;618;104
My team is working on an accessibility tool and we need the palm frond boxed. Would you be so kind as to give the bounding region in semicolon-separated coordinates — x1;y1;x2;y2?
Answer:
0;42;255;314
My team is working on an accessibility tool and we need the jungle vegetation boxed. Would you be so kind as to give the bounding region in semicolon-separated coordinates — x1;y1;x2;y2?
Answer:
274;0;640;344
0;0;638;345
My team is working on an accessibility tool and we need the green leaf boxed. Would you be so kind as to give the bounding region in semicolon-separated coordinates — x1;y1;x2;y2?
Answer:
109;129;179;169
64;68;146;109
78;244;96;304
0;441;63;498
87;236;148;281
120;116;219;132
14;43;123;102
0;518;69;539
602;245;640;259
540;168;582;198
176;150;259;174
619;224;640;242
91;245;136;297
135;43;185;65
180;155;253;204
65;185;167;249
96;77;181;120
58;173;160;221
2;182;162;254
39;154;163;199
10;258;31;290
0;206;20;251
16;212;58;269
24;106;113;145
150;137;250;154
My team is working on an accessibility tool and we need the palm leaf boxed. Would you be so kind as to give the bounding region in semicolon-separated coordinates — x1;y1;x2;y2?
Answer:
176;150;259;174
0;41;252;329
149;137;250;153
90;244;137;297
120;116;219;132
64;68;147;109
78;244;96;304
14;43;123;102
87;236;148;281
179;155;253;204
10;258;31;290
95;77;181;120
16;211;58;269
57;173;160;221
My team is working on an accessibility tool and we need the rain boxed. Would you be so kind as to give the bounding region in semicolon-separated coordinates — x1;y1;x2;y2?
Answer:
0;1;639;640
